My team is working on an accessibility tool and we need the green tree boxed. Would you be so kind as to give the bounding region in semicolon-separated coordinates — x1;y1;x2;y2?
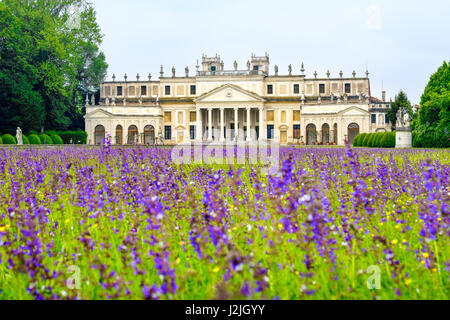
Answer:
0;0;107;133
387;91;413;131
414;61;450;148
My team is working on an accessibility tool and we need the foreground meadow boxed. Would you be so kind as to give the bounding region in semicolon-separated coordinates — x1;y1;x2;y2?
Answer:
0;144;449;300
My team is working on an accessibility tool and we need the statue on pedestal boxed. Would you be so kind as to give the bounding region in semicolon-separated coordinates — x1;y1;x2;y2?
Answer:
16;127;23;145
396;107;411;129
395;106;413;149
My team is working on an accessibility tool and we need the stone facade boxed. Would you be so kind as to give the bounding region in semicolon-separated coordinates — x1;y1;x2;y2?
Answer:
85;54;391;146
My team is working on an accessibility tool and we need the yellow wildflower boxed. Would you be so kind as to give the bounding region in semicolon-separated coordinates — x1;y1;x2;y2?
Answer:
420;260;426;265
391;239;398;245
405;279;412;286
422;252;429;259
432;268;437;273
176;258;181;265
179;241;185;246
213;267;220;273
278;223;283;230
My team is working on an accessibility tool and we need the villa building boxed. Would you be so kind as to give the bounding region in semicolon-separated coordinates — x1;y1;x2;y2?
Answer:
85;54;391;146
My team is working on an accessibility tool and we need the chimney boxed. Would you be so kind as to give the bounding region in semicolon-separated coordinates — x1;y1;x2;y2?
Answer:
382;91;386;102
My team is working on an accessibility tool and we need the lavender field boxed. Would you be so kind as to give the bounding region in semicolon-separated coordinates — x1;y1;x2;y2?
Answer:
0;145;449;300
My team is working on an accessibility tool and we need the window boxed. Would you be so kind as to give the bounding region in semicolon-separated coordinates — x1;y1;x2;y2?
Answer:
141;86;147;96
293;110;300;122
117;86;123;96
164;112;172;123
190;125;196;140
293;124;301;139
293;84;300;94
319;84;325;94
345;83;351;94
267;84;273;95
165;86;171;95
190;85;196;95
164;126;172;140
211;66;216;71
253;66;259;71
267;125;274;139
266;110;274;122
385;114;390;124
371;114;376;124
190;111;196;122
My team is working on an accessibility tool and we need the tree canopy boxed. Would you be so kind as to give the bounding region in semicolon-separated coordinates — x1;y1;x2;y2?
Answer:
0;0;107;134
413;61;450;148
387;90;413;130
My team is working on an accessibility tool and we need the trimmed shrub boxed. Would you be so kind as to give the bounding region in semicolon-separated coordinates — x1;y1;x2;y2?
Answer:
367;134;376;148
362;134;371;147
2;134;16;145
22;135;29;145
353;134;362;147
28;130;39;136
39;134;53;145
374;132;385;148
28;134;41;145
0;136;3;144
358;133;368;147
381;132;396;148
57;130;87;144
50;134;63;145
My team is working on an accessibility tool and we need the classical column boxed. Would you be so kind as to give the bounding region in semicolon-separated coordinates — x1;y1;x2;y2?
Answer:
196;108;202;141
234;107;239;141
220;107;225;142
208;108;213;141
246;107;251;142
259;107;265;142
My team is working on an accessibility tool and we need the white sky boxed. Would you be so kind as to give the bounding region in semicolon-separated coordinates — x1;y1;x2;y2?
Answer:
92;0;450;104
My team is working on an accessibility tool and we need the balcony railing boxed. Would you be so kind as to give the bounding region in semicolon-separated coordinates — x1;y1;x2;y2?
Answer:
197;70;266;77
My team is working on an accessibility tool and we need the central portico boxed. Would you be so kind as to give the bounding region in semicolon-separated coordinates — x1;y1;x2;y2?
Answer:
194;83;266;142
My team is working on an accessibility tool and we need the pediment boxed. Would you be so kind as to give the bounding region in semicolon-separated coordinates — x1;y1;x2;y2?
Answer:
194;84;265;103
338;106;369;116
85;108;114;119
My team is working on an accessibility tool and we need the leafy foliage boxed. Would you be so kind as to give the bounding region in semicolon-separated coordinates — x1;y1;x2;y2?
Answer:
413;61;450;148
387;91;413;131
0;0;107;133
39;134;53;145
1;134;16;144
28;134;41;145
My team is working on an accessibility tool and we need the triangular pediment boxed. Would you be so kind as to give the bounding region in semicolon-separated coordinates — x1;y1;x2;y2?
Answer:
85;108;114;119
338;106;369;116
194;84;265;103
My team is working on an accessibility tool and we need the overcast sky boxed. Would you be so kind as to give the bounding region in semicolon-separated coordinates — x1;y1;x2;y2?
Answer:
92;0;450;104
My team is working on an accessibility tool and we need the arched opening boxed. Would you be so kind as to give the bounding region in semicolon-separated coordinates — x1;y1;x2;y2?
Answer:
306;124;317;145
322;123;330;145
348;123;360;145
144;125;155;145
127;125;139;145
94;125;105;145
115;125;123;145
333;123;338;144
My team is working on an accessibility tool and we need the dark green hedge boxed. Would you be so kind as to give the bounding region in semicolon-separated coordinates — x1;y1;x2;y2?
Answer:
381;132;396;148
0;136;3;144
57;131;87;144
28;134;41;145
353;132;396;148
2;134;16;145
39;134;53;145
50;134;63;145
22;135;29;145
